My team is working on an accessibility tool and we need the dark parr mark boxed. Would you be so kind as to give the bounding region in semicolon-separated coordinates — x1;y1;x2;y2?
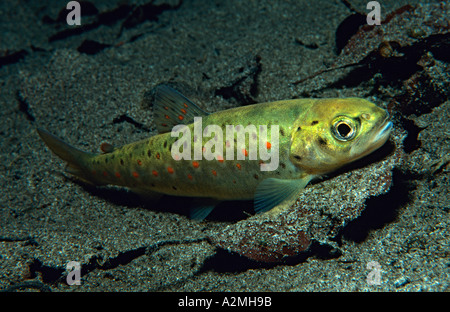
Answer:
318;137;327;145
311;120;318;125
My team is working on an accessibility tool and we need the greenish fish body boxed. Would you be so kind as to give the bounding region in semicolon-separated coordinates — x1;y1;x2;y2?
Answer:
37;86;392;216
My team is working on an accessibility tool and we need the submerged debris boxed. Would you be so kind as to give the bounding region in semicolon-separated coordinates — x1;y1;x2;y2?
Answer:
294;3;450;96
334;3;449;68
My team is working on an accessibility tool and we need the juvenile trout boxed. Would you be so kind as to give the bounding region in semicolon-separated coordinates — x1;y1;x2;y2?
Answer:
37;85;392;218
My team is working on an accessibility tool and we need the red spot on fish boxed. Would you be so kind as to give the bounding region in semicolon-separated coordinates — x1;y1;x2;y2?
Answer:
217;155;224;163
178;115;184;121
137;159;142;166
242;149;248;157
92;170;97;175
225;140;231;148
181;108;187;114
202;146;206;153
192;161;200;168
132;171;139;178
164;106;169;110
236;163;241;170
115;172;121;178
187;174;193;180
103;171;108;177
152;170;158;177
162;123;168;127
165;115;170;119
183;103;188;108
156;153;160;159
266;141;271;149
167;167;174;174
212;170;217;176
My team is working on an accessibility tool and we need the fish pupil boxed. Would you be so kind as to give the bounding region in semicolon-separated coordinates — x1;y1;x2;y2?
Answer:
337;123;352;137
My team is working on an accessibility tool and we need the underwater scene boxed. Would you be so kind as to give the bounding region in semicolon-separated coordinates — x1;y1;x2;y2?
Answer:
0;0;449;293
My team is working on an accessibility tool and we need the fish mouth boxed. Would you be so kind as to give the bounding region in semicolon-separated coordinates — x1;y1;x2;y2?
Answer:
349;119;392;162
372;119;393;146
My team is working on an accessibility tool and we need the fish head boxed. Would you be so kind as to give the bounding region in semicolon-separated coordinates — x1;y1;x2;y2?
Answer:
289;98;393;175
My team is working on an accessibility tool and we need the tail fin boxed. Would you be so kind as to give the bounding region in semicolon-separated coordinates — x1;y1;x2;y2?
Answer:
36;128;99;184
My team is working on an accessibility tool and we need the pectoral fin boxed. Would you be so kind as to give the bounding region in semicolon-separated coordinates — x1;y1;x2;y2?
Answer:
254;176;312;214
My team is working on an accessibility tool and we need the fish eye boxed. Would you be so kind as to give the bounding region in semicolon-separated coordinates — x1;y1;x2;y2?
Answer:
332;118;356;141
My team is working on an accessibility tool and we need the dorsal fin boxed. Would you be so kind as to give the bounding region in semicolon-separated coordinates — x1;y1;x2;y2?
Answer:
154;85;209;133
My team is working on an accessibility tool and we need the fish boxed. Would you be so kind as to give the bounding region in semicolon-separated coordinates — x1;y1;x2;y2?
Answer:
37;85;393;219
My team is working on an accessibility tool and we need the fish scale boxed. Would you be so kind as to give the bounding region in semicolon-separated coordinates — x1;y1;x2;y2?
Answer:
37;85;392;218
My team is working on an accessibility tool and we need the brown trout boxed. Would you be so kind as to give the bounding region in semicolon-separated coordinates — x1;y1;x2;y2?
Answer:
37;85;392;218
